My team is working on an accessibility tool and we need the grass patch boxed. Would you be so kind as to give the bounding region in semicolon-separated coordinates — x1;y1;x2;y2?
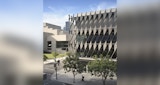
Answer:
57;54;66;57
44;54;54;59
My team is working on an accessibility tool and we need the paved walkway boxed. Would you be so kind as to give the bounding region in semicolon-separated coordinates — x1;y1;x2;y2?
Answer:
50;69;117;85
44;56;117;85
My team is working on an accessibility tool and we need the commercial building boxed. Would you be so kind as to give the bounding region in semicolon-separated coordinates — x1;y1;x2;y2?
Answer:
65;21;71;32
69;8;117;58
63;21;71;34
43;23;69;53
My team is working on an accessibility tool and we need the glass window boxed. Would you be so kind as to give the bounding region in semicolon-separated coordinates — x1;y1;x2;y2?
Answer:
47;41;51;47
56;41;68;48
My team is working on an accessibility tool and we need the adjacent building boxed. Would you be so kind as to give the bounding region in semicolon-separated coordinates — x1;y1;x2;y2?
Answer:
43;23;69;53
65;21;71;31
63;21;71;34
69;8;117;58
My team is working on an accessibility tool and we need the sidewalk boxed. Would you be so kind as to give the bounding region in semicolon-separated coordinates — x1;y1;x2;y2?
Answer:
44;56;117;85
50;69;117;85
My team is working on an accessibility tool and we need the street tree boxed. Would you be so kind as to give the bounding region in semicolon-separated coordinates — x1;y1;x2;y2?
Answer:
43;55;47;61
63;52;86;83
52;52;59;59
52;52;59;80
88;54;117;85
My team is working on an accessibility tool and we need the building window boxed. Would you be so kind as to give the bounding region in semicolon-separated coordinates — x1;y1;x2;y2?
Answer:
111;12;114;18
96;14;98;19
47;48;52;50
101;14;103;19
56;41;68;48
47;41;52;47
86;16;89;20
91;15;93;20
62;48;66;50
106;13;109;18
76;35;87;42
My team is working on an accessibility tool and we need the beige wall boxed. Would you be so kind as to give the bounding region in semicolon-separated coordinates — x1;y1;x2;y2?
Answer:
44;27;57;35
43;32;53;51
43;23;69;53
51;35;67;41
46;35;68;53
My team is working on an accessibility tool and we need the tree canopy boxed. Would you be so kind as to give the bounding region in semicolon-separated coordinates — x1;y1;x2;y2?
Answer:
63;52;86;83
88;54;117;85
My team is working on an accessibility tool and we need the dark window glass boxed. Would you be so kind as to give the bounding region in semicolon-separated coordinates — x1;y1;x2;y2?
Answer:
106;13;109;18
91;15;93;19
101;14;103;19
62;48;66;50
56;41;68;48
96;14;98;19
111;12;114;18
47;41;51;47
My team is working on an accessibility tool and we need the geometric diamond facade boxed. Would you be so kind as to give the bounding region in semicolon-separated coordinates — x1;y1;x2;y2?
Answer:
69;8;117;59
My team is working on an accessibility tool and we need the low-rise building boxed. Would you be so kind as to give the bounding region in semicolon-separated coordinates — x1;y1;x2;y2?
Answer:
43;23;69;53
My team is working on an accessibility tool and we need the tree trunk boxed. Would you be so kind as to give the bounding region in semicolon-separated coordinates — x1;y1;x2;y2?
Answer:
103;79;106;85
73;74;75;83
104;76;108;85
102;76;104;84
102;76;107;85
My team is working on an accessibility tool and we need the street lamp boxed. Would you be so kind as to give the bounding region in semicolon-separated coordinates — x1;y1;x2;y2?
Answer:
54;61;57;80
53;50;58;80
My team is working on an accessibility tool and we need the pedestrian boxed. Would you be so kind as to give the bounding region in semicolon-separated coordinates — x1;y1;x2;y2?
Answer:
57;60;60;66
82;75;84;81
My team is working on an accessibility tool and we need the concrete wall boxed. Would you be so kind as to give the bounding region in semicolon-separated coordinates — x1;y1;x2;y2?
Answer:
46;35;68;53
43;32;53;51
69;8;117;58
43;23;69;53
43;23;61;30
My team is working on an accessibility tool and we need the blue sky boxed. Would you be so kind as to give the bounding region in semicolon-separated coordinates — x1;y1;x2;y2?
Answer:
43;0;116;28
0;0;116;43
0;0;43;44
